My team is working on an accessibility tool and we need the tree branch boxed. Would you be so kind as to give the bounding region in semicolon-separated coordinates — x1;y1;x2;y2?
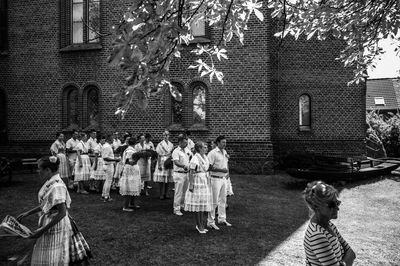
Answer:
217;0;234;47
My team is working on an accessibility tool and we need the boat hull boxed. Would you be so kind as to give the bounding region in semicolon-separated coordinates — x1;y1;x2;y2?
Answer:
286;162;400;181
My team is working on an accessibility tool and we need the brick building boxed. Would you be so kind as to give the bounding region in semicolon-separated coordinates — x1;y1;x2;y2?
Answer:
0;1;366;173
366;78;400;113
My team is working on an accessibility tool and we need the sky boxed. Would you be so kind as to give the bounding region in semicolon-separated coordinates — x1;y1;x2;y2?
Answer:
368;38;400;79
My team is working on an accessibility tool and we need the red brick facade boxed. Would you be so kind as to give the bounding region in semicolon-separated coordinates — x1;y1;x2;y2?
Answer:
0;1;366;173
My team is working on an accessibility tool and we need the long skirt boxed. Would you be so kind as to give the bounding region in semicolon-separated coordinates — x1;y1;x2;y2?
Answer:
184;173;212;212
90;158;106;180
137;158;151;182
74;155;91;182
57;153;71;179
119;165;141;196
153;156;173;183
31;212;72;265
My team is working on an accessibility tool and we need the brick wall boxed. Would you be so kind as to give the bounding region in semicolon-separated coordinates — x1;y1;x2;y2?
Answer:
0;2;365;173
269;17;366;160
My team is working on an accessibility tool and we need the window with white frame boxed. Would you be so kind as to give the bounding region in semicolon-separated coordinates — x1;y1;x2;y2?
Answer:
374;97;385;106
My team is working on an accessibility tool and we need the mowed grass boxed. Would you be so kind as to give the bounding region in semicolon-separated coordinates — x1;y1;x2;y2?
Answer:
0;172;399;265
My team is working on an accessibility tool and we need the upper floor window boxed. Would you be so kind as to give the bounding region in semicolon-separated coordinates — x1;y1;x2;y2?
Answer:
189;15;210;43
72;0;100;44
192;83;207;126
299;94;311;131
0;0;7;52
60;0;101;51
191;17;205;37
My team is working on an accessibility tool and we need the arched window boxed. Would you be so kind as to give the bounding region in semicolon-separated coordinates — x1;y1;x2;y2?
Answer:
83;85;100;130
192;83;207;126
62;86;80;130
299;94;311;131
0;89;7;144
171;83;184;125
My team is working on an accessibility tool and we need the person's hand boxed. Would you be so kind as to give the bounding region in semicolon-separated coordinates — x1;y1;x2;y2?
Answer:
183;165;188;171
79;162;83;168
16;212;28;221
29;228;44;239
158;166;162;171
221;168;228;173
189;183;194;192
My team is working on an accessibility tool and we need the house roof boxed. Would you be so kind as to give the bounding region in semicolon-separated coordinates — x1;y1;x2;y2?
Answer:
366;78;400;111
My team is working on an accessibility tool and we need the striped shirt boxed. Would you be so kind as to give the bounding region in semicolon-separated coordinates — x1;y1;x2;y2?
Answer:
304;222;351;266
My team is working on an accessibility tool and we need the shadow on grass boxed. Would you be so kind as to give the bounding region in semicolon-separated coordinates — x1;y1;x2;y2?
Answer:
0;172;313;265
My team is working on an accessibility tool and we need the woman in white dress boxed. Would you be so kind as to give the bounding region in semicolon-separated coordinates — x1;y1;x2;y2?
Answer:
185;141;212;234
120;138;141;211
153;130;174;199
135;133;152;196
90;135;106;192
50;132;71;185
74;133;91;194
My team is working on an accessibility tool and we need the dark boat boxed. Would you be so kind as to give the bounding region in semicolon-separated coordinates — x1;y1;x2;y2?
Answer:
286;157;400;181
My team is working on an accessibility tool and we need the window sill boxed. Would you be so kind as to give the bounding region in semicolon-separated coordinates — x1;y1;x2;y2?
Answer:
167;123;185;132
189;36;211;44
188;124;209;132
298;126;311;132
60;43;102;52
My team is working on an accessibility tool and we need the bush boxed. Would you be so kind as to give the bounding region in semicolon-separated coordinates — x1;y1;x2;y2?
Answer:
366;110;400;157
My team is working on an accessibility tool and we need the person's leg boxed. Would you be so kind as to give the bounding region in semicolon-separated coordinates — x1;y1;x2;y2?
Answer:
102;165;113;200
159;182;165;199
203;212;208;229
164;182;170;199
196;212;203;230
217;179;227;222
181;175;189;209
78;181;88;194
207;178;219;225
173;175;184;213
123;196;130;209
129;195;140;208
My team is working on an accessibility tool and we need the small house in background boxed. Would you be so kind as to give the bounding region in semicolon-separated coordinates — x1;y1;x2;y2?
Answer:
367;78;400;114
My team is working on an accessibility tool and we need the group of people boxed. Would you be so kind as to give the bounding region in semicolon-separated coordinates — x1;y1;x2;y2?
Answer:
14;129;357;265
49;129;234;233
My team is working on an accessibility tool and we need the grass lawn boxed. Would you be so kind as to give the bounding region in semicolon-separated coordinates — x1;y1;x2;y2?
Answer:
0;172;399;265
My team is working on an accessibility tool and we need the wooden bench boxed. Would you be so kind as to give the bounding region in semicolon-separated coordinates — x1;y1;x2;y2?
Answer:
21;158;38;173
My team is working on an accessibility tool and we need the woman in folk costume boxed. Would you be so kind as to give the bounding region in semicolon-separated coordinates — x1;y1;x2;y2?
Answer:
120;138;141;212
17;156;74;265
185;141;212;234
153;130;174;199
145;133;156;185
112;133;131;189
90;135;106;193
74;132;91;194
50;132;71;186
134;133;152;196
